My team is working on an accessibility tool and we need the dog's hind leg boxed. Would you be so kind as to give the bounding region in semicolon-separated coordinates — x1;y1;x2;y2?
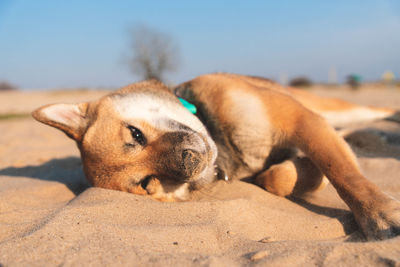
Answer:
255;157;328;197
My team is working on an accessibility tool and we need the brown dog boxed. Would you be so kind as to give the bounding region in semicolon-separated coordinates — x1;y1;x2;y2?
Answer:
33;73;400;240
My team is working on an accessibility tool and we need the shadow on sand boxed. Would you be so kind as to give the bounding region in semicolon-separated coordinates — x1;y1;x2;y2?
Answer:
0;157;89;195
339;119;400;160
344;127;400;160
287;196;359;237
240;176;359;238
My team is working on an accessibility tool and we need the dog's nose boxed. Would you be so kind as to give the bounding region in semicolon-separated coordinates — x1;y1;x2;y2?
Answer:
181;149;202;177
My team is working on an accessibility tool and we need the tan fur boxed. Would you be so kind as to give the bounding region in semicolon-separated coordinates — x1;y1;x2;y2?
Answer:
256;157;327;197
230;74;397;126
33;73;400;240
175;73;400;240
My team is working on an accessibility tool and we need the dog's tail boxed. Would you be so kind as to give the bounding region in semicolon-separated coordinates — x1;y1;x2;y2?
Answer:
288;88;399;127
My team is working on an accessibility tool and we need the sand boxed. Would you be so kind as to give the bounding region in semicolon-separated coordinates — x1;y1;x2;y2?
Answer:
1;86;400;266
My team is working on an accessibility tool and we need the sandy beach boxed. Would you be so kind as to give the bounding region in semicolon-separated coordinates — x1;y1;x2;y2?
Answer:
1;86;400;266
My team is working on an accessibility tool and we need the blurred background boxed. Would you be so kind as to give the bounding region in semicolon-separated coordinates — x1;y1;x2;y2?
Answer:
0;0;399;90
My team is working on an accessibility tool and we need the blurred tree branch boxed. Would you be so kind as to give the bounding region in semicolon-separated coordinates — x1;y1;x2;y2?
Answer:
127;25;180;81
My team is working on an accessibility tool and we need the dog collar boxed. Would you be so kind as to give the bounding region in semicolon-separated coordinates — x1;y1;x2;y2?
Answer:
178;98;197;114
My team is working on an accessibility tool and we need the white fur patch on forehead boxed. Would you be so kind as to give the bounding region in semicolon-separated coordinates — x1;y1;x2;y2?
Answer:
111;93;207;134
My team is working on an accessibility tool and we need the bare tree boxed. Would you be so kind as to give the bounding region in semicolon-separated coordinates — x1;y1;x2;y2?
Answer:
127;25;180;81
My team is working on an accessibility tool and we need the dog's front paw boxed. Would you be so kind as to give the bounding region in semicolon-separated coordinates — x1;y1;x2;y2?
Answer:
355;197;400;240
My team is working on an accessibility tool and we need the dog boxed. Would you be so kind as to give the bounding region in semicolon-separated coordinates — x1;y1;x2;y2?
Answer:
32;73;400;240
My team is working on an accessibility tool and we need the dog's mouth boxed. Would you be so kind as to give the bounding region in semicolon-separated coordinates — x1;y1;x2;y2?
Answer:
131;175;189;201
134;165;224;201
129;127;219;200
139;175;153;192
131;162;227;202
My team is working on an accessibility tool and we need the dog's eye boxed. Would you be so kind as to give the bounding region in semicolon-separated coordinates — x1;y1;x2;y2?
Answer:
127;126;146;146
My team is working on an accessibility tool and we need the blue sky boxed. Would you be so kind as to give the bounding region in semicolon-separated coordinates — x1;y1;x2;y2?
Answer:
0;0;399;89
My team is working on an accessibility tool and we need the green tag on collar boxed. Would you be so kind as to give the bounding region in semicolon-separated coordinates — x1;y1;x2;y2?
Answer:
179;98;197;114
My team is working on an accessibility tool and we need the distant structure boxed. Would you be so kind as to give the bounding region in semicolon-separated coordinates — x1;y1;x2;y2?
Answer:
289;76;313;88
381;71;395;86
328;66;338;84
346;74;362;90
279;72;288;86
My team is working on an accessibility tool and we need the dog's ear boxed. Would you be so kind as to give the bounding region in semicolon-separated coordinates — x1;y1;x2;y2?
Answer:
32;103;89;141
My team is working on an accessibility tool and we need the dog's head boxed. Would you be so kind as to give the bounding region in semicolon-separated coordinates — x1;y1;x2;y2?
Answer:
32;80;218;201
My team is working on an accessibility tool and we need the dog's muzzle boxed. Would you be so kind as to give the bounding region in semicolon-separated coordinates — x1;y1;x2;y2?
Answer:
166;147;207;182
181;149;203;177
154;130;212;183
